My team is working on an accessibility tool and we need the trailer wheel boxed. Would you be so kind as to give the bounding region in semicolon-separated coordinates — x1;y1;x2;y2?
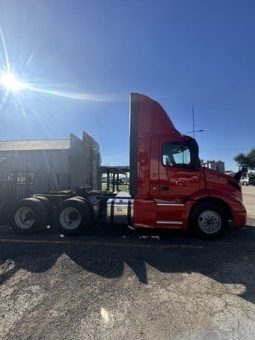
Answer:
12;198;47;235
190;202;227;239
57;198;92;236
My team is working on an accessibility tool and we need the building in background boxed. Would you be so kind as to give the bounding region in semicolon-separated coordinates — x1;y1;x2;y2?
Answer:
202;160;225;173
0;132;100;200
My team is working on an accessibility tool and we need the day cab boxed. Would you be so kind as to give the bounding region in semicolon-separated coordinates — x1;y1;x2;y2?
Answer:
126;93;246;238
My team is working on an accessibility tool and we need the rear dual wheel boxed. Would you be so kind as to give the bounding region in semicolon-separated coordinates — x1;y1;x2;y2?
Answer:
12;196;93;236
56;197;92;236
12;197;48;235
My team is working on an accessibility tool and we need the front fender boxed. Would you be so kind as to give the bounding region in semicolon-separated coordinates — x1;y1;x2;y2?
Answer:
182;188;246;229
207;189;245;212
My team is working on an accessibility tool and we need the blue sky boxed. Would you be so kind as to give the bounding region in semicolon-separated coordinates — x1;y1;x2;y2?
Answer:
0;0;254;171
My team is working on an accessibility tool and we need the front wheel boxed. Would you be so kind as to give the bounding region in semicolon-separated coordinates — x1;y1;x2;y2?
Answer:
190;202;228;239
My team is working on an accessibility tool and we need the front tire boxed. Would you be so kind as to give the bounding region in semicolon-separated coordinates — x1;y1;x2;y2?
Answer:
190;202;228;239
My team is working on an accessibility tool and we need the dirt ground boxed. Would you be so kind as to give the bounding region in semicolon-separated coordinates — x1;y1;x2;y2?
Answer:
0;188;255;339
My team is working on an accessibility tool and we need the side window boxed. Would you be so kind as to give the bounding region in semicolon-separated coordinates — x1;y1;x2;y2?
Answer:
162;143;191;167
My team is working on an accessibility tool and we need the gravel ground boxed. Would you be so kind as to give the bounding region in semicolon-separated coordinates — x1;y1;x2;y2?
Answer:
243;185;255;225
0;188;255;339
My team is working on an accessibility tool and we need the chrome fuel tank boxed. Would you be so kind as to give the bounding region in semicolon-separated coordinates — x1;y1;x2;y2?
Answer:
107;198;133;225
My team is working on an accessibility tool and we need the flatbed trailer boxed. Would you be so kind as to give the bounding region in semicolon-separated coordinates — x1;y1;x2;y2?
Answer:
2;93;247;239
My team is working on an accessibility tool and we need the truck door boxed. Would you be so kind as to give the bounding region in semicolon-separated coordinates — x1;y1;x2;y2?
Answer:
158;139;201;198
152;138;202;227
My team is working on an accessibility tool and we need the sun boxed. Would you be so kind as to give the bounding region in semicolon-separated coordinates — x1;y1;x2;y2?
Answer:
0;71;27;92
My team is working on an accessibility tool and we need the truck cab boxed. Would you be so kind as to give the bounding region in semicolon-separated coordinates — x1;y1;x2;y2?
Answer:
127;93;246;238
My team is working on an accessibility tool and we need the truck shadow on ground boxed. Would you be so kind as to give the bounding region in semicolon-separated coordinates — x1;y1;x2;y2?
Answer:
0;225;255;304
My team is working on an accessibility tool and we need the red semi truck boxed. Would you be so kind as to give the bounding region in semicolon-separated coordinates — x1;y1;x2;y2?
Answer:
10;93;246;238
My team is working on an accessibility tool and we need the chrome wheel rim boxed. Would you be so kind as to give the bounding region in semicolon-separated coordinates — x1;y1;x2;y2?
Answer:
198;210;222;234
60;207;81;230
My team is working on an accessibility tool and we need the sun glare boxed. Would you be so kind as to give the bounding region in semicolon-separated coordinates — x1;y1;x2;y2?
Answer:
0;71;27;92
0;26;119;103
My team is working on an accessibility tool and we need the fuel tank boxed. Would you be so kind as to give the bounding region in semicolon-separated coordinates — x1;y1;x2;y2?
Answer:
107;198;133;225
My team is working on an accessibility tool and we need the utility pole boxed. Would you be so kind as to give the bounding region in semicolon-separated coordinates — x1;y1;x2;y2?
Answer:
192;104;195;137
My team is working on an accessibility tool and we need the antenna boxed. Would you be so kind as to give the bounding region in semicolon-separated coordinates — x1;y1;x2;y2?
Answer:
184;105;204;135
192;104;195;137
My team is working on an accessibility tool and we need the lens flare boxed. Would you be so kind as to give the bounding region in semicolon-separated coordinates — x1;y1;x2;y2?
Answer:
0;26;124;103
0;71;27;92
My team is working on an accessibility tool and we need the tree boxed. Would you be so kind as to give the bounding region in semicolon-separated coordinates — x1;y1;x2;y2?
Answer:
234;148;255;170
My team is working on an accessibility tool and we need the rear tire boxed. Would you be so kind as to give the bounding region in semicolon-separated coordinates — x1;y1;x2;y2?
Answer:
56;197;92;236
190;202;228;239
12;198;47;235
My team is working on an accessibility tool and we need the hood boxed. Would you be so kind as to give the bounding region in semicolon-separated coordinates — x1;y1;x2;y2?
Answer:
203;167;241;194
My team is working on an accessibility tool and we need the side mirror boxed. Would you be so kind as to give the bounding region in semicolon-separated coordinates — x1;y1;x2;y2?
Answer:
189;157;200;170
233;170;242;182
188;139;200;170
